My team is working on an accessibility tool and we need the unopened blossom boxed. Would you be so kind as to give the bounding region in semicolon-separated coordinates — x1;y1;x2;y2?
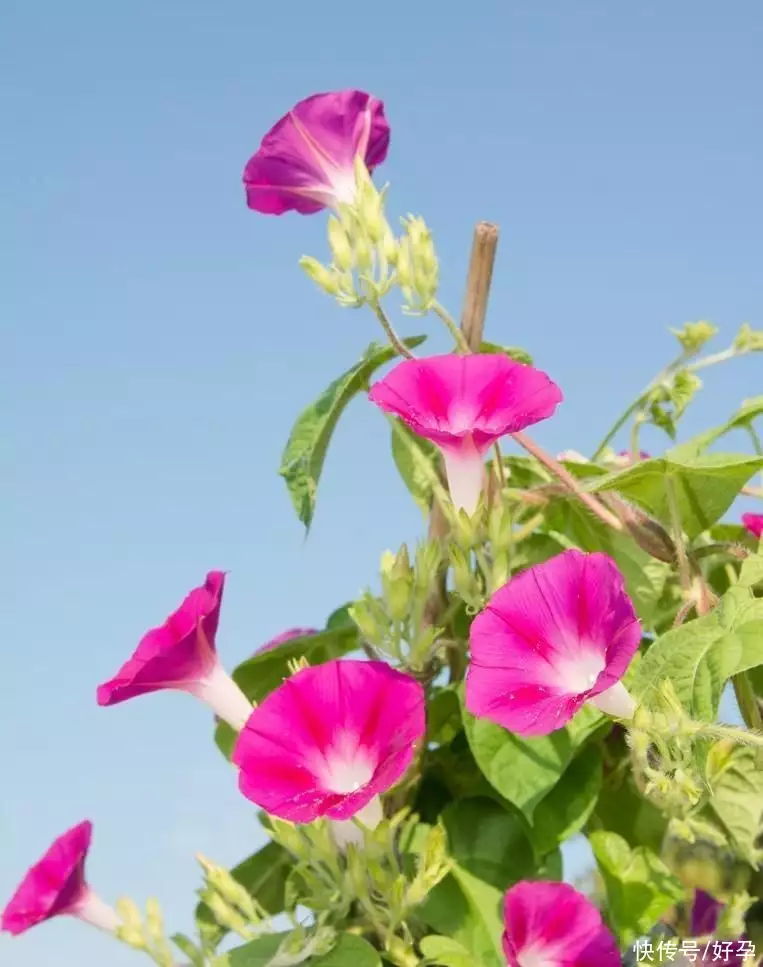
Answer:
742;512;763;540
1;821;120;937
255;627;319;655
680;890;748;965
243;90;389;215
232;659;425;847
369;354;562;515
466;550;641;736
502;881;620;966
97;571;252;731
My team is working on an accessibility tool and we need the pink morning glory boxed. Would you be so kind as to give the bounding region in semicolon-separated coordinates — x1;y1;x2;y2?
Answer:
742;512;763;539
243;90;390;215
502;881;620;966
255;627;319;655
369;354;563;515
232;659;425;847
96;571;252;731
1;821;119;937
466;550;641;737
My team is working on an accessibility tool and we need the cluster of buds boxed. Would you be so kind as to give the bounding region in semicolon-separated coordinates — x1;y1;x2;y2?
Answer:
350;541;444;671
299;158;397;308
734;322;763;353
670;319;718;354
396;215;439;313
627;682;704;813
196;853;265;944
114;896;176;967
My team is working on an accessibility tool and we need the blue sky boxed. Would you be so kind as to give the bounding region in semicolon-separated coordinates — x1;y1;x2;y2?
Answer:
3;2;762;965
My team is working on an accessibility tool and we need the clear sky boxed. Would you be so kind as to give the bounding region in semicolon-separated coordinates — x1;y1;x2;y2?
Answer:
3;2;761;965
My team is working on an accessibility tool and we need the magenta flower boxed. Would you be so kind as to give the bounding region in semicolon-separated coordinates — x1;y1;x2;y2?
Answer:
502;881;620;966
742;512;763;540
243;90;389;215
369;355;562;515
232;659;425;846
2;821;119;937
466;550;641;737
97;571;252;731
255;627;319;655
686;891;748;964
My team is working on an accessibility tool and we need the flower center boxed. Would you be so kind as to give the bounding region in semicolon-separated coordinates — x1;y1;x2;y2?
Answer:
517;945;558;967
328;168;358;206
320;736;375;795
555;649;606;694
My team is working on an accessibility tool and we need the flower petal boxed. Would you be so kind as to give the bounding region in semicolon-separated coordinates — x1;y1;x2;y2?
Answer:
232;659;425;822
742;513;763;540
502;881;620;966
96;571;224;705
243;90;389;215
466;550;641;736
2;821;92;936
369;354;562;454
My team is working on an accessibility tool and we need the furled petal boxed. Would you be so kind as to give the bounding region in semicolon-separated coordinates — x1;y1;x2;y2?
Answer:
255;628;319;655
466;550;641;736
369;354;562;513
96;571;251;730
243;90;389;215
502;881;620;966
742;513;763;540
1;821;119;937
232;659;425;823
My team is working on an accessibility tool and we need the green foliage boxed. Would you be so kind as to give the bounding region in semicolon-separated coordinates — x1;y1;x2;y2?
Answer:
279;336;426;529
590;831;685;946
229;932;381;967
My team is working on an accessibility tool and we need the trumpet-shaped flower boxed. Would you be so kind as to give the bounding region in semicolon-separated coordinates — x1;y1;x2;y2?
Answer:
369;354;562;515
232;660;425;844
742;512;763;539
1;821;119;937
255;627;319;655
243;90;389;215
466;550;640;736
502;881;620;966
96;571;252;730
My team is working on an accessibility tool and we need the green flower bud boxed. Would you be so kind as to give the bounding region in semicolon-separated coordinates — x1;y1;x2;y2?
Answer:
116;897;143;932
670;319;718;353
382;227;399;266
299;256;340;297
144;897;164;942
354;230;374;274
327;216;354;272
734;322;763;352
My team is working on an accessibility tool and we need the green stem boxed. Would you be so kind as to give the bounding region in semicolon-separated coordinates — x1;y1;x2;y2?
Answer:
512;431;624;531
747;424;763;488
371;302;415;359
665;474;691;594
592;352;687;459
689;720;763;749
432;301;471;354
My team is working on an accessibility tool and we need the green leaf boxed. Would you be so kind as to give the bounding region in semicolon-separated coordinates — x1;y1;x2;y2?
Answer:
591;773;668;854
590;831;684;946
196;842;292;947
591;453;763;540
417;868;505;967
530;746;603;854
441;798;535;890
632;604;763;720
390;419;439;513
427;686;463;747
461;691;603;820
229;933;381;967
279;335;426;529
420;935;478;967
705;742;763;864
479;341;534;366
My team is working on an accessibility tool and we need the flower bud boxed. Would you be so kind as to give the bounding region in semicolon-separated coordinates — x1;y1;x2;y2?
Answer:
299;256;341;297
197;855;257;922
327;216;355;272
734;322;763;352
144;897;164;943
670;319;718;354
